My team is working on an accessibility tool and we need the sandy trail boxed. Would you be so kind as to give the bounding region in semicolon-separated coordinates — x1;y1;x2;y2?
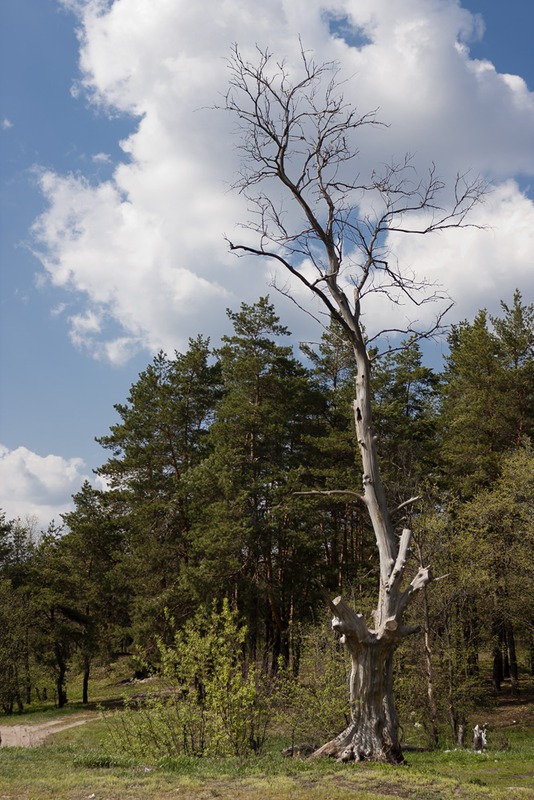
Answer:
0;715;94;747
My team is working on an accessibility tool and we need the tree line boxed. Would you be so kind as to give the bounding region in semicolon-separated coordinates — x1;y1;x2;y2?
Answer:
0;291;532;747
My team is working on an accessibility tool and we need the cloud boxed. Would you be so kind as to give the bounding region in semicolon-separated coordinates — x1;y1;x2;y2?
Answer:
385;180;534;321
0;444;105;530
92;151;112;163
51;302;68;317
32;0;534;361
1;118;13;130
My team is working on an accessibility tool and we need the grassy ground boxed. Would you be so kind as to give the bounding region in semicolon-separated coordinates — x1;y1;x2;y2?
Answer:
1;667;533;800
1;739;533;800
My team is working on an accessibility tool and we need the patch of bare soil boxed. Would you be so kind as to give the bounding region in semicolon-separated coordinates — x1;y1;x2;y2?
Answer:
0;714;94;748
481;682;534;729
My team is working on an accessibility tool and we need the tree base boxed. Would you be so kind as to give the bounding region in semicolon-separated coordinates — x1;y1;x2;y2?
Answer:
310;720;404;764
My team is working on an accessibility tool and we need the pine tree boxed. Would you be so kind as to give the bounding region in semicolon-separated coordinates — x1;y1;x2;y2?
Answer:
490;290;534;445
0;514;35;712
372;340;440;506
300;322;369;595
440;292;534;497
188;298;324;668
95;337;222;653
61;482;130;702
457;444;534;694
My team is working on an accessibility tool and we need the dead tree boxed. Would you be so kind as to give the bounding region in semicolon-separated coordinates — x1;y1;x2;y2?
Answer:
222;43;485;763
472;723;488;751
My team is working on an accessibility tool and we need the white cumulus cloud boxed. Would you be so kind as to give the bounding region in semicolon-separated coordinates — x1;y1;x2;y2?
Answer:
30;0;534;362
0;444;105;530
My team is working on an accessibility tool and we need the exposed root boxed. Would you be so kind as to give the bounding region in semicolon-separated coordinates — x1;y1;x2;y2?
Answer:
310;721;404;764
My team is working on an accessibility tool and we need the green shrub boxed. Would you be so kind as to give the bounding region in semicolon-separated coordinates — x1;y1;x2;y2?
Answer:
103;600;271;758
273;623;349;748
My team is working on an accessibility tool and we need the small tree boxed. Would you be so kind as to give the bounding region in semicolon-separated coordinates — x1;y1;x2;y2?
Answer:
223;44;484;762
106;601;271;758
457;444;534;696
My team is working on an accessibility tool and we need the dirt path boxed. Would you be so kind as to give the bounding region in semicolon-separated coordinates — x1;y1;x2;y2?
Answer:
0;714;94;747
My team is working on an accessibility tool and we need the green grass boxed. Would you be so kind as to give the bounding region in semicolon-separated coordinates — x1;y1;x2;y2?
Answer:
1;741;532;800
1;665;533;800
1;715;533;800
408;733;534;791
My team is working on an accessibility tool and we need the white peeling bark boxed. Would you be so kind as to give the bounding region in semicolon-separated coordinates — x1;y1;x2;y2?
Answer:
310;317;433;763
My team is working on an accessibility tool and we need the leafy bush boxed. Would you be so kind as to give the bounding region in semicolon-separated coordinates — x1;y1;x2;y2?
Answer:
104;600;271;758
104;611;353;760
273;623;349;748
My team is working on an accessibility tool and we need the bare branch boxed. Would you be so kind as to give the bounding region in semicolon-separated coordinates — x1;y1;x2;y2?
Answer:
225;236;350;335
392;496;422;515
330;596;371;644
293;489;367;507
387;528;412;593
367;302;455;355
398;566;434;616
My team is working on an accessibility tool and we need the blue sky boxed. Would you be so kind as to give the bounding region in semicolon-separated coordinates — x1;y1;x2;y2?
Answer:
1;0;533;527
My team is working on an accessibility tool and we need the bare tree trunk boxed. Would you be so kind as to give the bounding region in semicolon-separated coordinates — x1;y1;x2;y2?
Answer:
24;628;32;706
312;603;402;762
444;616;466;747
82;659;91;705
56;668;67;708
506;622;519;696
309;338;430;762
421;585;439;747
492;647;503;693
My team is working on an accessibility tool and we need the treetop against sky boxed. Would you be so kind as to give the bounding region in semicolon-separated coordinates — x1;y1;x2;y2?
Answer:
0;0;533;527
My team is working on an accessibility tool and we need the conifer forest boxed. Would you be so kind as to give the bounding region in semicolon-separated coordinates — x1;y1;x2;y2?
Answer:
1;291;532;758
